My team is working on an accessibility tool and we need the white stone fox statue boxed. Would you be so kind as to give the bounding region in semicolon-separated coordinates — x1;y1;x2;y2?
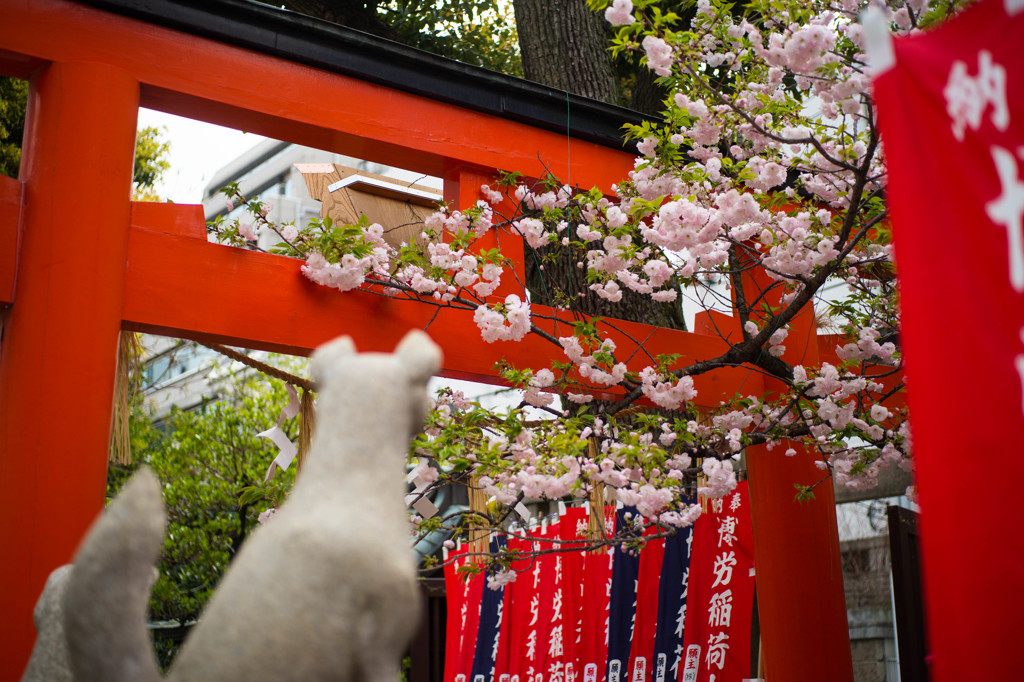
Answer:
27;331;441;682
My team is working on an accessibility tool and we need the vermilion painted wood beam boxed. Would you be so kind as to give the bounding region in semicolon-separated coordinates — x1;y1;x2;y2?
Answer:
0;0;634;193
122;202;757;406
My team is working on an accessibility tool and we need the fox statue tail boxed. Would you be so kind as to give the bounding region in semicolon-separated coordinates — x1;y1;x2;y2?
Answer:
62;467;166;682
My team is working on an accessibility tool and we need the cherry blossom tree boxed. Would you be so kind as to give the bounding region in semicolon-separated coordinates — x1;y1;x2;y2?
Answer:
210;0;958;578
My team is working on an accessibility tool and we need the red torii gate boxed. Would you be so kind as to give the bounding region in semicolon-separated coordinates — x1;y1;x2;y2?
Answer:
0;0;856;678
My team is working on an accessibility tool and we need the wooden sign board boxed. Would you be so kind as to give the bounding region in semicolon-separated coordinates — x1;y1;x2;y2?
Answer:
295;163;441;249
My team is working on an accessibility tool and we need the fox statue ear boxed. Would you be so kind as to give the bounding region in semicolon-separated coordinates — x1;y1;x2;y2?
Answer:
395;330;442;386
62;467;166;682
310;336;357;388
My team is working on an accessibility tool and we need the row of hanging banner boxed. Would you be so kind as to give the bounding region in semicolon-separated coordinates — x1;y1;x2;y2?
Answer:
444;482;756;682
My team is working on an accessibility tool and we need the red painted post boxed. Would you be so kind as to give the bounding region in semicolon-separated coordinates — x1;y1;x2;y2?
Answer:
740;277;854;680
746;442;853;680
443;164;525;301
0;61;139;677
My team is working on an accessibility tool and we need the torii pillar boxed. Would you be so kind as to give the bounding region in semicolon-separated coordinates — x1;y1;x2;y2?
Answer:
0;61;139;672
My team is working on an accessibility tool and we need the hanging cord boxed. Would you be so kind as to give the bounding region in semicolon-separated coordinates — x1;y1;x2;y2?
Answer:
297;389;316;469
200;342;313;391
586;439;607;547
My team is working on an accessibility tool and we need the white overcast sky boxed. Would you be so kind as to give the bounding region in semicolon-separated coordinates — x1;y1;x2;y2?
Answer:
138;108;267;204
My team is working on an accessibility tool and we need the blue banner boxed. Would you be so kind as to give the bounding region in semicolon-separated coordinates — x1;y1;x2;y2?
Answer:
652;525;693;682
472;536;507;682
607;507;641;682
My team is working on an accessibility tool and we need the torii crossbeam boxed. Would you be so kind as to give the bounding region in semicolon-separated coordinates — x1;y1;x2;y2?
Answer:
0;0;855;678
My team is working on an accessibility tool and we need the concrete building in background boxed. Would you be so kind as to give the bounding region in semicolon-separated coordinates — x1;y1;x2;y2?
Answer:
201;139;441;243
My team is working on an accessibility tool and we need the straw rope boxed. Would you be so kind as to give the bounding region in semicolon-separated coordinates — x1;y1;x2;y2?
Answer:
109;331;142;464
467;476;490;562
586;439;606;546
297;389;316;469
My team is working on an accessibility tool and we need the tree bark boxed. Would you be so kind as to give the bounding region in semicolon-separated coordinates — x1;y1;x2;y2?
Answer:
525;241;686;331
513;0;619;103
513;0;684;330
628;66;668;117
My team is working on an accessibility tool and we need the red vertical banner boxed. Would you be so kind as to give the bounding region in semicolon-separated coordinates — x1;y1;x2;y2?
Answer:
445;543;486;682
547;524;568;682
681;483;755;682
627;532;666;682
578;509;616;682
560;506;591;682
522;522;558;682
500;534;534;682
444;545;465;682
871;1;1024;679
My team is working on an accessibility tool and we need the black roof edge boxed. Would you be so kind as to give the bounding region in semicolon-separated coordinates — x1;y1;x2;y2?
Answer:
77;0;658;154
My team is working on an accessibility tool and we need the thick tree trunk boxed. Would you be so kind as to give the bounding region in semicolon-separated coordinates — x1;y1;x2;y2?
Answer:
525;240;686;331
513;0;619;103
514;1;684;330
628;66;668;117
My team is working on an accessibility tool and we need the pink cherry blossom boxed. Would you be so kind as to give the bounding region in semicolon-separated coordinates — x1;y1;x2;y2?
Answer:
515;217;548;249
642;35;673;77
523;368;556;407
698;458;738;499
637;136;659;157
480;184;504;205
640;367;697;409
651;289;678;302
590;280;623;302
473;295;532;343
604;0;635;26
486;569;518;591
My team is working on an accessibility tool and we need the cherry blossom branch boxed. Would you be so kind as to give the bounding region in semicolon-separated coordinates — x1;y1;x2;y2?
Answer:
680;64;858;173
